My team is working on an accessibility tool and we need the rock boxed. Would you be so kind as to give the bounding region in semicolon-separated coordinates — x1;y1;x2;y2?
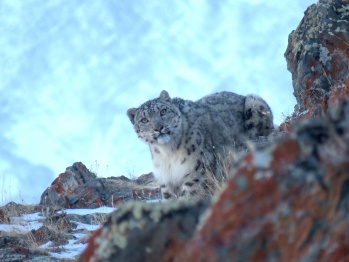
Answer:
109;175;131;183
132;187;161;201
0;209;9;224
284;0;349;120
40;162;97;207
134;172;155;185
56;216;76;232
0;201;37;217
30;226;69;246
0;235;57;262
80;200;209;262
66;213;109;225
40;162;159;208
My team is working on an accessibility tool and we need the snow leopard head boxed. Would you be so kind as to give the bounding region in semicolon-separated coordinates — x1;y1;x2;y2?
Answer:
127;90;182;145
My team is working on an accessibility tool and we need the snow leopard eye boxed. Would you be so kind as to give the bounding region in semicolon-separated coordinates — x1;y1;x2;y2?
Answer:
160;109;167;116
140;118;149;123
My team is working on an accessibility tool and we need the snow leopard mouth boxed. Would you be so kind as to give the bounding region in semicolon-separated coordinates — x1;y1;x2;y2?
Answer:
154;132;171;144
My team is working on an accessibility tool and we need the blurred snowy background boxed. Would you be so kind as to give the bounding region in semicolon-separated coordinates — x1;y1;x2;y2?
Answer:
0;0;315;204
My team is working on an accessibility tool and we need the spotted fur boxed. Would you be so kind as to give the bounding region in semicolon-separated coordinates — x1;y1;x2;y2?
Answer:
127;90;273;201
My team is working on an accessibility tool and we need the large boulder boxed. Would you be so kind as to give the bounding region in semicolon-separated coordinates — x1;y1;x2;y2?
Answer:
40;162;97;207
80;200;209;262
40;162;159;208
284;0;349;123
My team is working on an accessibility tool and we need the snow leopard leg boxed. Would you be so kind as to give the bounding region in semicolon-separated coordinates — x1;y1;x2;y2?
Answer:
244;94;274;139
177;160;212;200
160;184;177;202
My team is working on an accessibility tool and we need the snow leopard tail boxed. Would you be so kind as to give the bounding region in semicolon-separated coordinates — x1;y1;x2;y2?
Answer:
244;94;274;139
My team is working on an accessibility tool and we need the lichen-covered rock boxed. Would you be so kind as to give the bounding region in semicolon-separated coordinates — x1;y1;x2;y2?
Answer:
30;226;69;246
40;163;159;208
177;99;349;261
80;200;209;262
284;0;349;120
40;162;97;207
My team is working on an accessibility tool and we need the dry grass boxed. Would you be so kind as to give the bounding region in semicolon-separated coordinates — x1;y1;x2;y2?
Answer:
0;201;38;224
200;148;243;199
202;135;276;199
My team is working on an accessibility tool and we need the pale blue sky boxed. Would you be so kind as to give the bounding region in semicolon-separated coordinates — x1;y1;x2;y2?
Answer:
0;0;315;204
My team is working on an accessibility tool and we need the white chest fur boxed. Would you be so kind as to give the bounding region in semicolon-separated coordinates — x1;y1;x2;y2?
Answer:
151;145;196;186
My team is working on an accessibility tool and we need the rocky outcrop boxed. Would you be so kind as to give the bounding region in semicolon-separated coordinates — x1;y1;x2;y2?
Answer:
81;0;349;261
40;162;159;208
40;162;97;207
284;0;349;121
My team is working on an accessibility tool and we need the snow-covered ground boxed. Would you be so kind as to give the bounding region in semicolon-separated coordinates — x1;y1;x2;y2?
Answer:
0;206;116;260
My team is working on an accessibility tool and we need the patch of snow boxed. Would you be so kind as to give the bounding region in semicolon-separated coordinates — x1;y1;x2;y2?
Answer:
146;199;161;203
40;241;53;248
58;206;116;215
0;206;119;260
49;239;87;259
0;219;42;233
21;212;43;221
72;232;89;240
74;221;101;231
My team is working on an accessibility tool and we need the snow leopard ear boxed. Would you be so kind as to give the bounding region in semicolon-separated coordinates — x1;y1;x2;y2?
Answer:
127;108;137;124
159;90;171;102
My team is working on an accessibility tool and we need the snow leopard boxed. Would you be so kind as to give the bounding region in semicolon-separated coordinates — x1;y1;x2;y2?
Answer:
127;90;273;201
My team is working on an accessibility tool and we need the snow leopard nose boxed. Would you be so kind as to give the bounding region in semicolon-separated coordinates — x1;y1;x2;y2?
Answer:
154;126;163;132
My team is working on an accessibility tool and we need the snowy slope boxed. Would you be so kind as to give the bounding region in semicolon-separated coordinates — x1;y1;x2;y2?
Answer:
0;206;116;259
